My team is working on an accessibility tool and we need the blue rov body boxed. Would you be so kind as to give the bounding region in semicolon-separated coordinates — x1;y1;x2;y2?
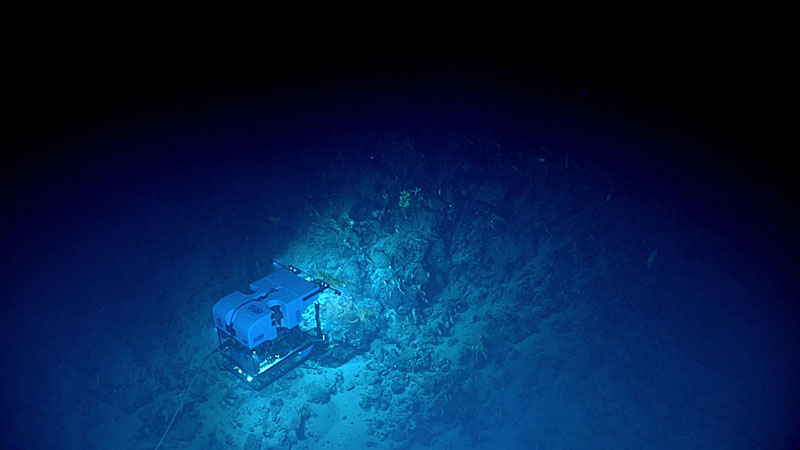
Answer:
212;261;339;390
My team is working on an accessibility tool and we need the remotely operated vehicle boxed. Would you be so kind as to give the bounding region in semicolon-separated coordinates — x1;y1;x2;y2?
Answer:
212;261;340;390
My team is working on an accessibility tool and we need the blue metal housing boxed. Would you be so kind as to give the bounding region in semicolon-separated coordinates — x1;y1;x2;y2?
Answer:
212;268;322;349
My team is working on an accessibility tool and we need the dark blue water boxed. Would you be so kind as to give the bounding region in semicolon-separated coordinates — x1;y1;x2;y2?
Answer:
2;50;797;449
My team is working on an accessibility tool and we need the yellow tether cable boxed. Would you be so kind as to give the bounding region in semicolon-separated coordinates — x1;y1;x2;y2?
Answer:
154;347;218;450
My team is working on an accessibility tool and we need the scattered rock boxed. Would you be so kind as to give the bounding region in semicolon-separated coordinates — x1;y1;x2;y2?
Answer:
306;383;331;404
370;250;391;268
367;385;383;400
363;370;382;386
244;433;262;450
222;388;237;406
390;375;409;394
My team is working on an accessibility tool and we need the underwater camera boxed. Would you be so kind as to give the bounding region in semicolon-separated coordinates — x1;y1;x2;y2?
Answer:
212;260;340;390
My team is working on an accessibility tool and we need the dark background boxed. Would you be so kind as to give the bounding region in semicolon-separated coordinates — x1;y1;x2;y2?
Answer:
4;36;793;207
5;37;796;276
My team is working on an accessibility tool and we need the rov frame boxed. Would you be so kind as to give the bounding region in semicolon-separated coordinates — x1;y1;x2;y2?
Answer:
213;262;339;390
